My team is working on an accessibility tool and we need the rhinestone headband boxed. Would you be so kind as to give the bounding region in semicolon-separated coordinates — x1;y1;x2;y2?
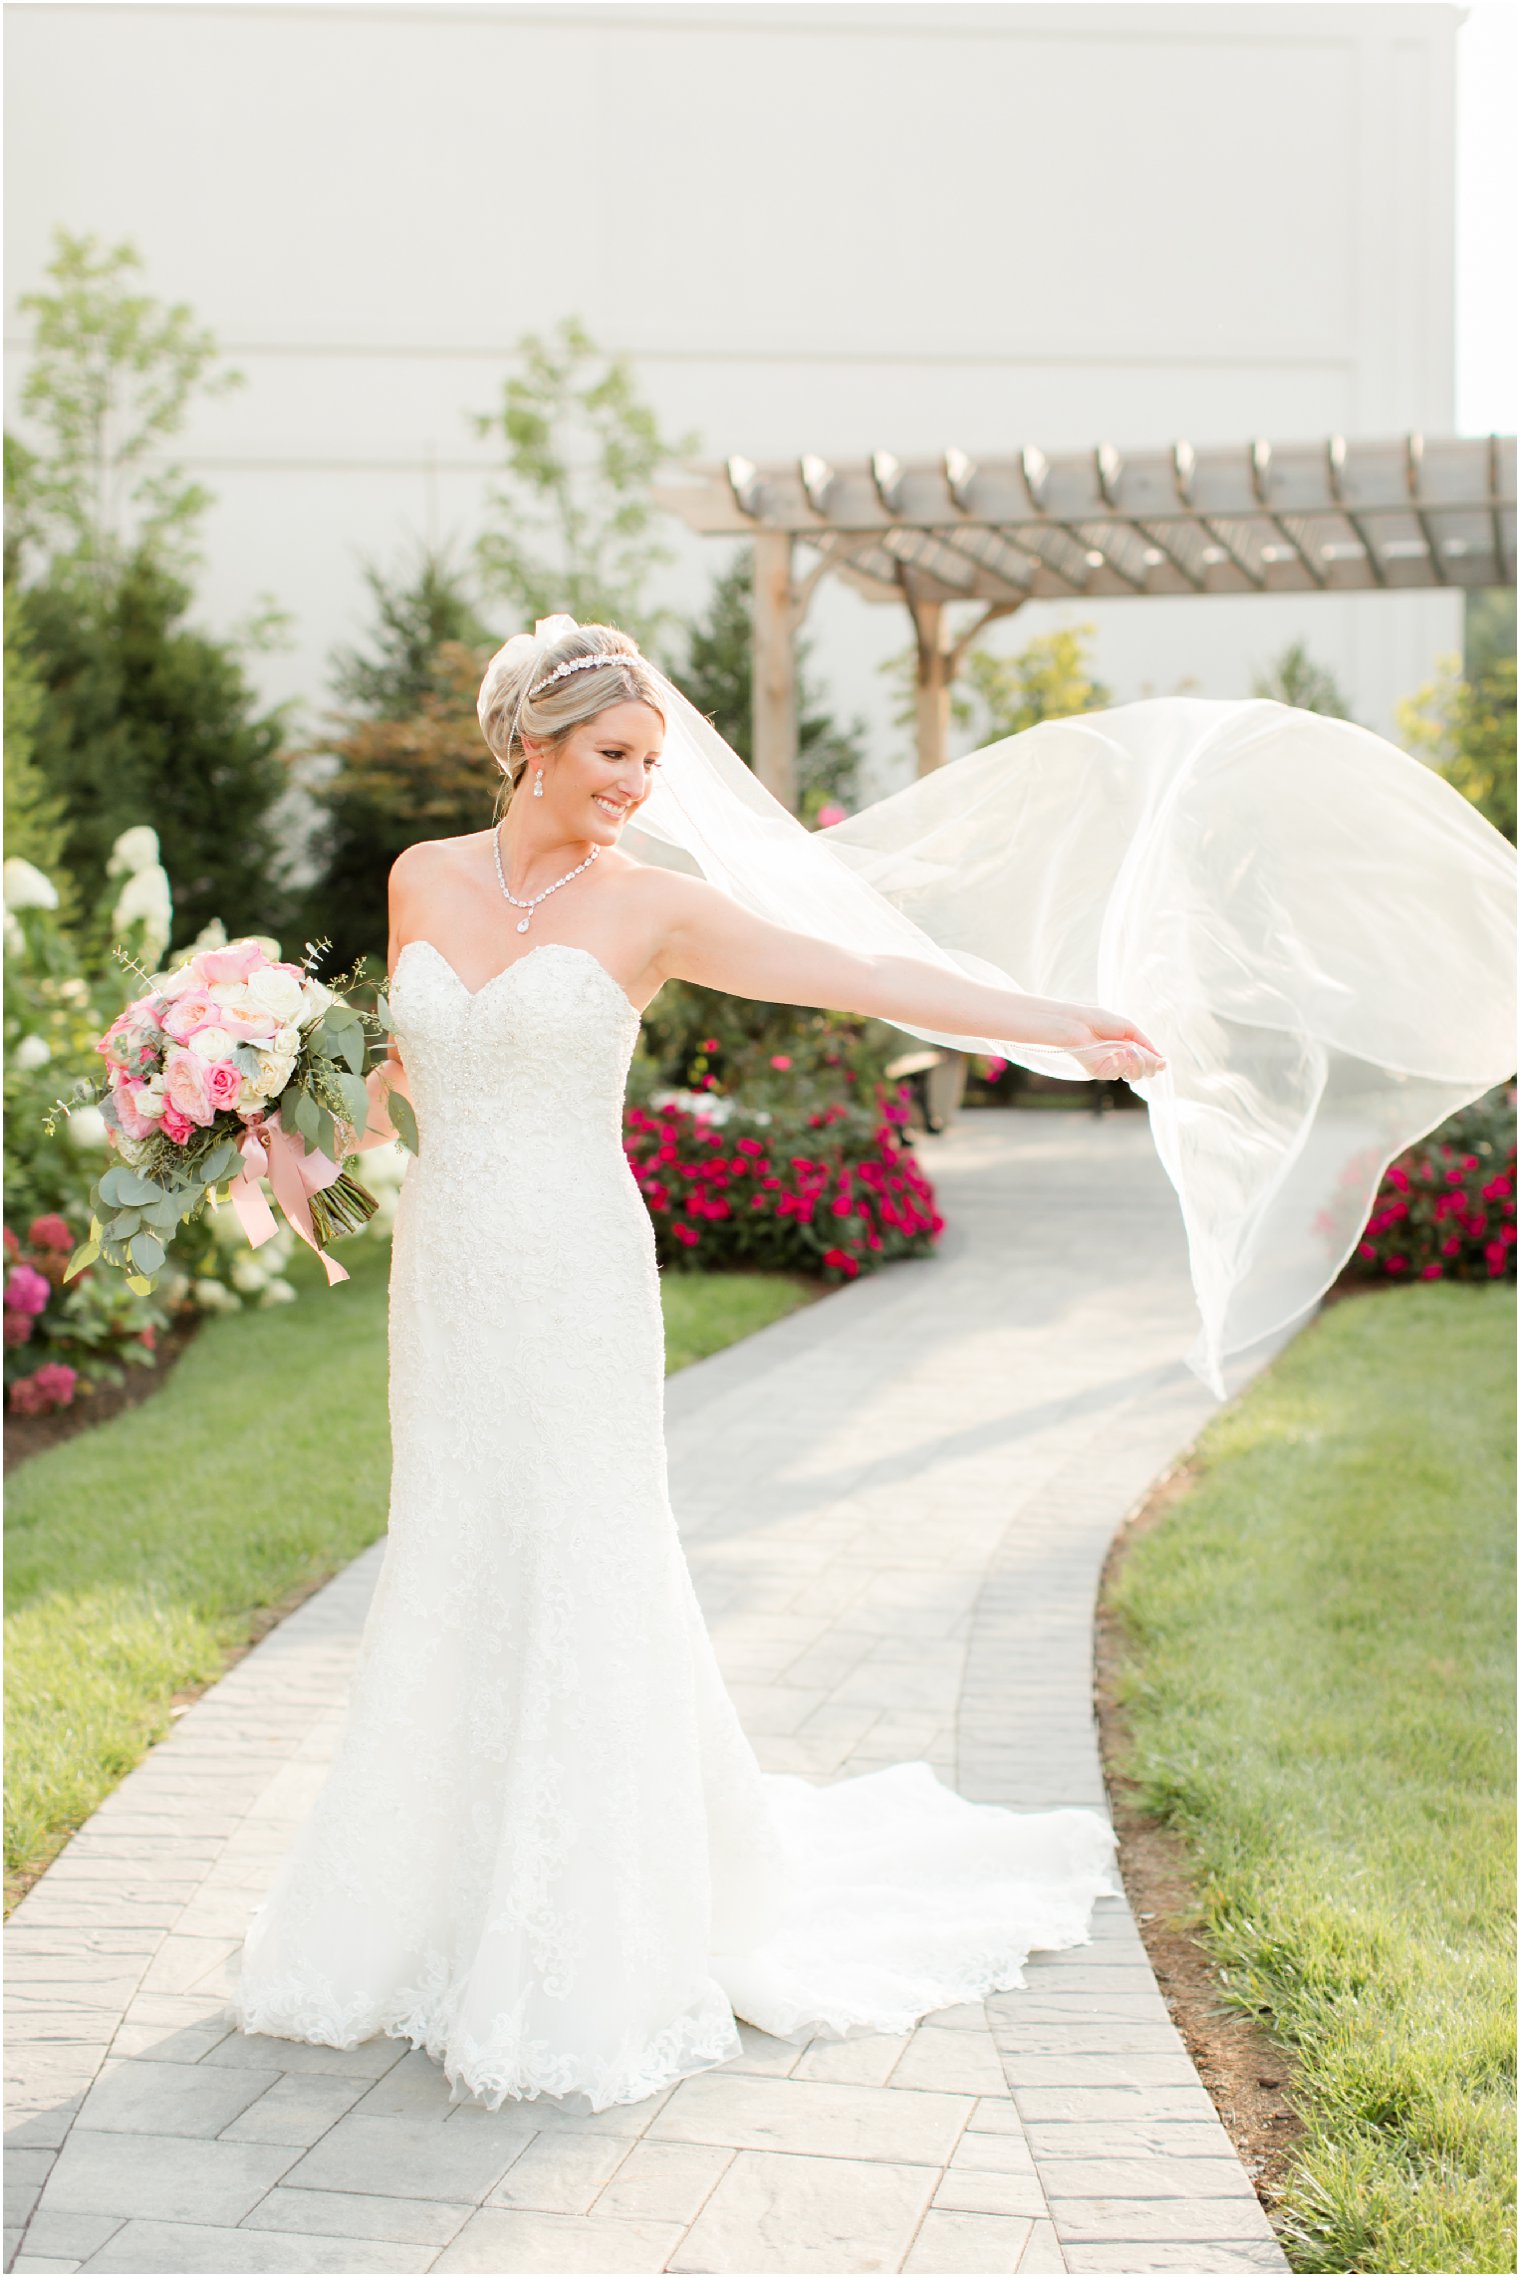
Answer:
527;652;635;700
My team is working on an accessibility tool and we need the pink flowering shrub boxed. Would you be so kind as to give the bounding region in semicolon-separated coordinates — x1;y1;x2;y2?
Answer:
3;1211;167;1415
625;1089;944;1281
1343;1085;1517;1286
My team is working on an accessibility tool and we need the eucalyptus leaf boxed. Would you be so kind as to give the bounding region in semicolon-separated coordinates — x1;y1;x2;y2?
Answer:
125;1272;154;1296
107;1208;142;1239
64;1239;100;1281
129;1231;165;1276
389;1089;421;1157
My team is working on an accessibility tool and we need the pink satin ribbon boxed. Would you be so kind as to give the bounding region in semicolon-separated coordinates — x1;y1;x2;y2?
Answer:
228;1116;350;1286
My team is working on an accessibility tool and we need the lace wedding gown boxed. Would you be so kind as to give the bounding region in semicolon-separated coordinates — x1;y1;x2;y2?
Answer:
225;937;1122;2112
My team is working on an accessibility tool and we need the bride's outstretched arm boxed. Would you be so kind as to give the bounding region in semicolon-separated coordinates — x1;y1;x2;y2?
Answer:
652;874;1165;1079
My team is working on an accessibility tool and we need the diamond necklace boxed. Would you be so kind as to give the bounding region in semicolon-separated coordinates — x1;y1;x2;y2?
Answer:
493;821;601;933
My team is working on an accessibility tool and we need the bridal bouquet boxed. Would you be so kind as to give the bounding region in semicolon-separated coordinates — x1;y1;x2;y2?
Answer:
50;935;417;1297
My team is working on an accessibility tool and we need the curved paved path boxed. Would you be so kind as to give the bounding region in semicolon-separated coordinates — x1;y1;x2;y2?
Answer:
7;1111;1295;2275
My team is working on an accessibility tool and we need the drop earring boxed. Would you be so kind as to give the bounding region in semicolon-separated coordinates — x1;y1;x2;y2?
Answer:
533;768;545;799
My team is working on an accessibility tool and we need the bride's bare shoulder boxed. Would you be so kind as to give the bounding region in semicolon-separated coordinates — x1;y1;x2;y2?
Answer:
389;833;479;893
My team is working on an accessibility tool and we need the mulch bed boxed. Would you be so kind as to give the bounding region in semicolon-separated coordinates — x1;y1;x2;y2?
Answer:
3;1308;207;1477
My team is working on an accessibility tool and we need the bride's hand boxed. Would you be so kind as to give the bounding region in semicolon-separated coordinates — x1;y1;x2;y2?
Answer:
1065;1007;1167;1083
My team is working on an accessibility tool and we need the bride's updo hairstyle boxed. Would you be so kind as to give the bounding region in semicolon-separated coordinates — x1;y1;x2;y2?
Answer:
477;623;666;817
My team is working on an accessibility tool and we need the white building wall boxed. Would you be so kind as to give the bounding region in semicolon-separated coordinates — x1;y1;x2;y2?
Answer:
4;0;1465;791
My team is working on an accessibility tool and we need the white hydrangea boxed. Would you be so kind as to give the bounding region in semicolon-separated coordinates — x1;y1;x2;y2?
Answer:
106;825;162;878
63;1105;110;1150
3;858;59;912
191;1277;242;1313
12;1034;51;1070
112;863;173;969
257;1277;298;1308
230;1252;271;1296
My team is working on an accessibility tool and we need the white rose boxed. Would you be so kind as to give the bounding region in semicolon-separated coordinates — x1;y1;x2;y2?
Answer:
299;976;336;1019
136;1082;167;1120
13;1034;51;1070
246;967;306;1023
3;858;59;912
255;1043;298;1093
188;1024;239;1062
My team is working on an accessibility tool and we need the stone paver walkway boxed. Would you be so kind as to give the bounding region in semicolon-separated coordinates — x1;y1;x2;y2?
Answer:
7;1112;1297;2275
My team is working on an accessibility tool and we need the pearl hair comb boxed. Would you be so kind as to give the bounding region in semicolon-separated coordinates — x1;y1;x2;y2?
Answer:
528;652;635;699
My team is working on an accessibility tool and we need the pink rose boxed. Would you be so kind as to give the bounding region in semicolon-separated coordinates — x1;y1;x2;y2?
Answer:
162;986;219;1043
204;1059;243;1110
163;1046;215;1126
197;940;266;985
160;1105;196;1144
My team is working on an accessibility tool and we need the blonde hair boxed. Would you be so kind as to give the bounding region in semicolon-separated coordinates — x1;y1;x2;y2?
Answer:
477;623;666;817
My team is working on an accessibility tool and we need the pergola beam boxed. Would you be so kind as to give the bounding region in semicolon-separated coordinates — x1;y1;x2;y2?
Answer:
655;432;1517;811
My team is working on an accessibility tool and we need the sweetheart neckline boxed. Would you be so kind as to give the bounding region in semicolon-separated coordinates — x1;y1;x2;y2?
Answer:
393;937;644;1022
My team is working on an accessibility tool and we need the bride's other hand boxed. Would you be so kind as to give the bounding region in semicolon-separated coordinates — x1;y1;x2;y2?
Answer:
1065;1007;1168;1083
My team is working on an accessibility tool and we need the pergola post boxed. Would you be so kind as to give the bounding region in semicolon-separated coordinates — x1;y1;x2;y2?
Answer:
910;596;951;775
752;530;798;810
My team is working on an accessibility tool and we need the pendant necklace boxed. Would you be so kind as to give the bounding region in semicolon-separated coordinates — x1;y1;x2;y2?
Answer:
493;821;600;933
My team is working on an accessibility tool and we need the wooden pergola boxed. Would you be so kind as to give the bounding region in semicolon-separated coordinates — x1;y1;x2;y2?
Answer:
656;430;1517;809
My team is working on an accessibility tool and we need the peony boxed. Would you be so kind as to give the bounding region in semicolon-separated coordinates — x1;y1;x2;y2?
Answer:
197;940;266;986
111;1077;162;1141
163;1048;215;1126
161;986;220;1043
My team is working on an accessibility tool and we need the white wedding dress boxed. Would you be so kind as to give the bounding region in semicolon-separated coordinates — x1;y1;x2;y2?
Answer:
225;936;1122;2113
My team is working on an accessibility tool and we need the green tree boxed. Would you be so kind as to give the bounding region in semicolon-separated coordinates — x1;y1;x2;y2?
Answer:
1465;586;1516;686
1250;639;1352;718
680;551;866;821
5;230;292;948
295;547;499;964
470;316;698;656
328;540;492;720
5;227;244;590
2;584;77;923
881;619;1111;753
962;623;1113;742
1397;649;1517;843
19;552;294;949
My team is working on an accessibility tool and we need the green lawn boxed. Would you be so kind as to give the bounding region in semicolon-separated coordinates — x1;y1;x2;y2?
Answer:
4;1238;817;1904
1105;1282;1516;2277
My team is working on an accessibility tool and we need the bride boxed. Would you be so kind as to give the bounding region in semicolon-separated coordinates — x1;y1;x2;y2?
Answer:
223;620;1165;2112
225;612;1512;2111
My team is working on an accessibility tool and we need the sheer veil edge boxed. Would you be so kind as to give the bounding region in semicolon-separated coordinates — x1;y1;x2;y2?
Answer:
623;682;1517;1397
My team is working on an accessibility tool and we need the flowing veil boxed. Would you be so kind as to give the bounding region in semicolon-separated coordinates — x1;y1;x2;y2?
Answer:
618;667;1517;1398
